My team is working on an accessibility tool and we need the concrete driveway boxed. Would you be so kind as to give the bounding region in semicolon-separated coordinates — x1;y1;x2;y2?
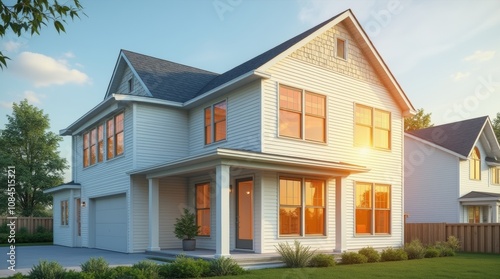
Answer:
1;245;157;278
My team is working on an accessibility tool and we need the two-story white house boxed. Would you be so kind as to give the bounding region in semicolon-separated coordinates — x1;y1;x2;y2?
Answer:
45;9;415;256
405;116;500;224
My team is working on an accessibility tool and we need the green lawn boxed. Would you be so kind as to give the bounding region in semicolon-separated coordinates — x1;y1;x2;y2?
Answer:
0;242;52;247
211;253;500;279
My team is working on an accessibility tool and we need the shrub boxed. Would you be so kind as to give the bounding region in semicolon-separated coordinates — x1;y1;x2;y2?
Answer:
62;270;87;279
80;257;109;276
404;239;425;260
341;252;367;264
358;247;380;263
28;260;66;279
445;235;461;252
380;247;408;262
424;247;440;258
159;255;210;278
308;253;336;267
132;260;161;279
19;227;29;234
275;240;316;268
5;273;26;279
437;246;456;257
0;223;9;233
208;257;245;276
36;225;48;234
110;266;146;279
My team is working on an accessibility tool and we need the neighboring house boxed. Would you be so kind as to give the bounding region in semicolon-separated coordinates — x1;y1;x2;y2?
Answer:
45;9;415;256
405;116;500;224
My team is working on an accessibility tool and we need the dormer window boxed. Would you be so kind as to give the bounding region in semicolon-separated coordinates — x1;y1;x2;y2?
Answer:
336;37;347;60
469;147;481;180
128;78;134;93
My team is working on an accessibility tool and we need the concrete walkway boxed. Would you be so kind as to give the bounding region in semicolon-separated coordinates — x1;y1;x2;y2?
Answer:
0;245;155;278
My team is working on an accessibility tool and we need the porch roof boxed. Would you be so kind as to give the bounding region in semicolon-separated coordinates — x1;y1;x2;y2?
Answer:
44;181;81;194
459;191;500;202
128;148;368;179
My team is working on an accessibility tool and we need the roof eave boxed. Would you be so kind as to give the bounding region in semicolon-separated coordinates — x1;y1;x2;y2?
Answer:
60;96;117;136
183;70;271;108
404;133;468;159
44;184;81;194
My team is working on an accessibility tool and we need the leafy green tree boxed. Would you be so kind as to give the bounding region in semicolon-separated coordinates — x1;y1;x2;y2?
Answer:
0;0;84;68
0;100;68;216
404;108;433;131
492;112;500;144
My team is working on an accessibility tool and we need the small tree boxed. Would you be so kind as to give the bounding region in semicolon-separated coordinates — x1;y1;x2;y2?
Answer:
174;208;199;240
405;108;433;131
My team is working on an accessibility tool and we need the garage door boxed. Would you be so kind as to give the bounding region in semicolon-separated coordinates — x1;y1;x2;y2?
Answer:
94;194;127;252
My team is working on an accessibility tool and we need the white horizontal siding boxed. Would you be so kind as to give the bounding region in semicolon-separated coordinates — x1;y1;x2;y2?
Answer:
404;137;460;223
135;103;189;169
159;177;188;249
116;66;148;96
131;175;148;252
52;192;73;247
188;81;261;156
76;106;134;248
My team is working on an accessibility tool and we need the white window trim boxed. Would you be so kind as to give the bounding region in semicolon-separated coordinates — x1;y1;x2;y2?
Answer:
335;36;348;60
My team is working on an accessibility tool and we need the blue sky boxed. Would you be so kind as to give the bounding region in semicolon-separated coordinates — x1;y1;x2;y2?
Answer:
1;0;499;181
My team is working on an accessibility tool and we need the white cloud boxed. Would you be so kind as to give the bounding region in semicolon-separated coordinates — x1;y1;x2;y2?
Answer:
464;50;495;62
11;52;90;87
450;71;470;81
23;90;45;104
0;101;13;109
3;41;22;52
63;51;75;59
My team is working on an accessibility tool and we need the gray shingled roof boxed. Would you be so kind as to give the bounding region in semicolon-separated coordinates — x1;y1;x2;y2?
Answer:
122;10;346;102
407;116;488;157
122;50;219;102
459;191;500;199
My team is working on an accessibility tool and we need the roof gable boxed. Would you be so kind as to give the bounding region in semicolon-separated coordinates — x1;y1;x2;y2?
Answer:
407;116;500;158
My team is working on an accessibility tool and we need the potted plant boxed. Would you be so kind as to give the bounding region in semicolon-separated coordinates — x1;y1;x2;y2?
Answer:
174;208;200;251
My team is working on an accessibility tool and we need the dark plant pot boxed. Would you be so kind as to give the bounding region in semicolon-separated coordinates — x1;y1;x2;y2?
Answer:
182;239;196;251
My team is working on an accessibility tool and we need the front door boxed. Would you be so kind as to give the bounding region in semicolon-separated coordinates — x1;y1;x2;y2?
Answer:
236;178;253;250
75;198;82;246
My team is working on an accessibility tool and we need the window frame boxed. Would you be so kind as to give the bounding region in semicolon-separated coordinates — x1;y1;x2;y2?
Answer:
106;112;125;160
469;147;481;180
354;104;391;150
128;78;134;93
204;100;227;145
278;176;326;237
335;37;348;60
61;200;69;226
355;182;391;236
491;167;500;185
195;182;211;237
278;84;327;143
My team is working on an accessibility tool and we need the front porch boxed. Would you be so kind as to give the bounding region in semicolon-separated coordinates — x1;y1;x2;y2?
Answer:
129;148;367;257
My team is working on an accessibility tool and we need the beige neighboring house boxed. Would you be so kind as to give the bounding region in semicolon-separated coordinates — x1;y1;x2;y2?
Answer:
405;116;500;223
45;9;415;256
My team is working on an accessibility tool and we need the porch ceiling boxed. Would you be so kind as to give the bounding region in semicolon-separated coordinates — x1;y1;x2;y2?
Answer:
128;148;368;179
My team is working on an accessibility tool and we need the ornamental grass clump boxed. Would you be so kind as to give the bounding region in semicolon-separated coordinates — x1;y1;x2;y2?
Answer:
29;260;66;279
208;257;245;276
275;240;316;268
132;260;161;279
404;239;426;260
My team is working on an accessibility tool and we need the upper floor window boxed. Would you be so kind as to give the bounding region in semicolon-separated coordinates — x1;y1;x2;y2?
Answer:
355;182;391;235
336;38;347;60
83;112;124;168
355;104;391;150
279;85;326;143
196;183;211;236
107;113;124;160
204;100;227;145
128;78;134;93
491;167;500;185
279;177;325;236
469;147;481;180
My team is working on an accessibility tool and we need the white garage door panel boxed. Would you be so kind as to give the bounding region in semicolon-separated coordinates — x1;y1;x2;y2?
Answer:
94;194;127;252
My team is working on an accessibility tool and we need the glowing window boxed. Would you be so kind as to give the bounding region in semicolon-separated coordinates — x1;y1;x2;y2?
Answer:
204;101;227;144
355;104;391;149
470;147;481;180
196;183;211;236
355;182;391;235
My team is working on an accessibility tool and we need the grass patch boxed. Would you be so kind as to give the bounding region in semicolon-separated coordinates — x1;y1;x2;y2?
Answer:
207;253;500;279
0;242;52;247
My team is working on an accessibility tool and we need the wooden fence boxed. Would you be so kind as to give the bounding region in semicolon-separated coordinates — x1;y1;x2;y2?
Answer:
0;217;53;234
405;223;500;254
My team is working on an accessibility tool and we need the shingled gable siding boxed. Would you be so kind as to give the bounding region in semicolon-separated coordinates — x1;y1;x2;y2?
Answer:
188;80;261;155
404;137;460;223
262;24;404;249
117;67;149;96
290;22;383;87
135;103;189;169
76;107;133;250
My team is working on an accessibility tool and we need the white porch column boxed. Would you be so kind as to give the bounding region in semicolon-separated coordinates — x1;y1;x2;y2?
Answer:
335;177;347;252
215;164;230;258
148;178;160;251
